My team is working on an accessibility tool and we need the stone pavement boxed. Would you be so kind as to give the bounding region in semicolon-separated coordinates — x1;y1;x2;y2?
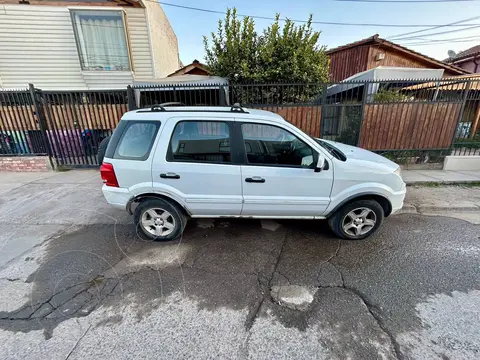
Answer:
402;169;480;184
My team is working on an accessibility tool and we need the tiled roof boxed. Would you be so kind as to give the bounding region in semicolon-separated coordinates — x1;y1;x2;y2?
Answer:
445;45;480;63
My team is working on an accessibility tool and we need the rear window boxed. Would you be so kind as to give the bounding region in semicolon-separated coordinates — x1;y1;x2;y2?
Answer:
113;121;160;160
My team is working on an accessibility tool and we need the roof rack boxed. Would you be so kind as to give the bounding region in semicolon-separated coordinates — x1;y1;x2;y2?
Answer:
231;103;247;113
136;103;250;114
150;102;185;112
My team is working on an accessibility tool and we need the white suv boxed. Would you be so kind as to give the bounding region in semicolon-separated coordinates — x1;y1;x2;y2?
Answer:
101;104;406;241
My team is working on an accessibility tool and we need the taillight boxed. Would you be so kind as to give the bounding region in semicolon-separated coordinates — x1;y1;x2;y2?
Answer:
100;162;119;187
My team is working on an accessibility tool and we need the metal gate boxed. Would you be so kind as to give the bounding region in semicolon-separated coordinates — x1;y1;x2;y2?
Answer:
38;89;128;167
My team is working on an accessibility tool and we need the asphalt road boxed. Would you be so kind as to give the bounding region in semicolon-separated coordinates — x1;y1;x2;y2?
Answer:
0;171;479;359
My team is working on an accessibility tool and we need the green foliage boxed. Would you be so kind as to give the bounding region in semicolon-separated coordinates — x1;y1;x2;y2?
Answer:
376;149;449;165
453;132;480;149
203;9;329;84
372;89;410;103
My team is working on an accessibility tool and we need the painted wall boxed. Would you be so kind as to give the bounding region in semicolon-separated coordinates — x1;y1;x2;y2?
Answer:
143;0;180;78
453;60;479;74
0;3;179;89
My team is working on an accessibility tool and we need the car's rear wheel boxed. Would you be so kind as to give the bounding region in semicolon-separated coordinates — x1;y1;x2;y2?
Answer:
134;198;187;241
328;199;384;240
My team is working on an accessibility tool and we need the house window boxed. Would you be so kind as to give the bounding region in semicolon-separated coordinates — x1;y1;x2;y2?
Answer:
71;10;130;71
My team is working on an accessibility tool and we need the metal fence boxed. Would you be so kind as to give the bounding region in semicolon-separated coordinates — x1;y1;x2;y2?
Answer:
0;88;48;157
0;85;128;167
1;78;479;168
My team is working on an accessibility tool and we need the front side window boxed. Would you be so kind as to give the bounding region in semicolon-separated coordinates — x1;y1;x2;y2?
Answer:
71;10;130;71
168;121;231;163
242;123;314;168
114;122;159;160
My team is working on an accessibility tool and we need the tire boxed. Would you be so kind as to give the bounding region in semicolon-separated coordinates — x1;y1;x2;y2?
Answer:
328;199;384;240
97;135;111;165
134;198;187;241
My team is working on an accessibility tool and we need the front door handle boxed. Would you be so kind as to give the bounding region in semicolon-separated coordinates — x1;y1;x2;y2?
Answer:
245;176;265;183
160;173;180;179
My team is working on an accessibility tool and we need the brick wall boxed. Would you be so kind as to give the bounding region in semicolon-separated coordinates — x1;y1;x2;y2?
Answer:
0;156;53;172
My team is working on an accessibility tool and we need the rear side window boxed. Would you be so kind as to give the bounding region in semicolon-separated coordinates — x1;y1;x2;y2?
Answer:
113;121;160;160
167;121;231;163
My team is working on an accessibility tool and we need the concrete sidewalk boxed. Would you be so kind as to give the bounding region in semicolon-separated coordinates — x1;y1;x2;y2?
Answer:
402;169;480;184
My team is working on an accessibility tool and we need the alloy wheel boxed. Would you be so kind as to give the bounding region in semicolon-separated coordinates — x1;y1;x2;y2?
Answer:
342;207;377;237
141;208;176;237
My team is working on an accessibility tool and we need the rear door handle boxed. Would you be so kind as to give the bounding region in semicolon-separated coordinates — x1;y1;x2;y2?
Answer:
245;176;265;183
160;173;180;179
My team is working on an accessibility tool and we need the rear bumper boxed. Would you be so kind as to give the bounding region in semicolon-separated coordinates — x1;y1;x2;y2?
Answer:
390;184;407;214
102;185;130;210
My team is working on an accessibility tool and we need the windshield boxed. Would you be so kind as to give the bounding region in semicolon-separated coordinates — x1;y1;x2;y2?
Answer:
310;137;347;161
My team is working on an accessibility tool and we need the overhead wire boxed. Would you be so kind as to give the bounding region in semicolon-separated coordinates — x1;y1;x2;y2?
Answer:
402;34;480;42
401;37;480;45
387;15;480;39
334;0;480;3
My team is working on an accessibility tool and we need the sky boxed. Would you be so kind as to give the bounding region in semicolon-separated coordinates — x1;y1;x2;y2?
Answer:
160;0;480;65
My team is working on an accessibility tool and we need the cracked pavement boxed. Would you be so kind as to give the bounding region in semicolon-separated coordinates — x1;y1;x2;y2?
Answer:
0;170;479;359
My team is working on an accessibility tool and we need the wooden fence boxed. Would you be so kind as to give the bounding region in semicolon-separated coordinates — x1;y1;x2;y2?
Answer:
0;105;38;131
359;103;461;150
0;102;465;150
255;106;322;138
0;104;127;131
44;104;128;130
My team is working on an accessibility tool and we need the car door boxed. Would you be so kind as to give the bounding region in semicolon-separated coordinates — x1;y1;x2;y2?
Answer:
151;116;243;216
239;121;334;217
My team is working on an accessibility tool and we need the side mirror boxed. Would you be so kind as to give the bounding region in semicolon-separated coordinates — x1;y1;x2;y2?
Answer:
315;154;326;173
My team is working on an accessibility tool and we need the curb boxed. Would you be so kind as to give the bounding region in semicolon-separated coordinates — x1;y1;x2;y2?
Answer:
398;203;480;214
405;180;480;186
417;205;480;213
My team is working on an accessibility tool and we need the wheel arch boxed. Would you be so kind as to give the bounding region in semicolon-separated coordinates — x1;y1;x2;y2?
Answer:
326;193;392;218
127;193;191;217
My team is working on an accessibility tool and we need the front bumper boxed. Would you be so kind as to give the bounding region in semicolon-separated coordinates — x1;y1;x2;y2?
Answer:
390;183;407;214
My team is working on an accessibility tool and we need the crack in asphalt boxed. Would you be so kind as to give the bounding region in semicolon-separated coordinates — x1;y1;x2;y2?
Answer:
0;281;90;320
342;286;404;360
322;239;342;265
245;230;288;331
240;229;289;360
65;322;92;360
322;244;403;360
275;270;291;284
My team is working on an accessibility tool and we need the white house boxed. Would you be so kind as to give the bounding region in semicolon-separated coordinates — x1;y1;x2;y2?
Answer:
0;0;181;90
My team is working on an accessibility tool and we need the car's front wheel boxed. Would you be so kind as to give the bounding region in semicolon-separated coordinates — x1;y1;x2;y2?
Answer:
134;198;187;241
328;199;384;240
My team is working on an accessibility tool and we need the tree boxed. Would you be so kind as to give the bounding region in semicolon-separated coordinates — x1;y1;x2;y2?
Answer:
203;9;329;85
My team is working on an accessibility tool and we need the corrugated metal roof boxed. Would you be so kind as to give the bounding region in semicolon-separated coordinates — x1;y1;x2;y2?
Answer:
403;74;480;90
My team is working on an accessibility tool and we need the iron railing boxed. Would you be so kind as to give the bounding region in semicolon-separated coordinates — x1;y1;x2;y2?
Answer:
1;78;479;167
